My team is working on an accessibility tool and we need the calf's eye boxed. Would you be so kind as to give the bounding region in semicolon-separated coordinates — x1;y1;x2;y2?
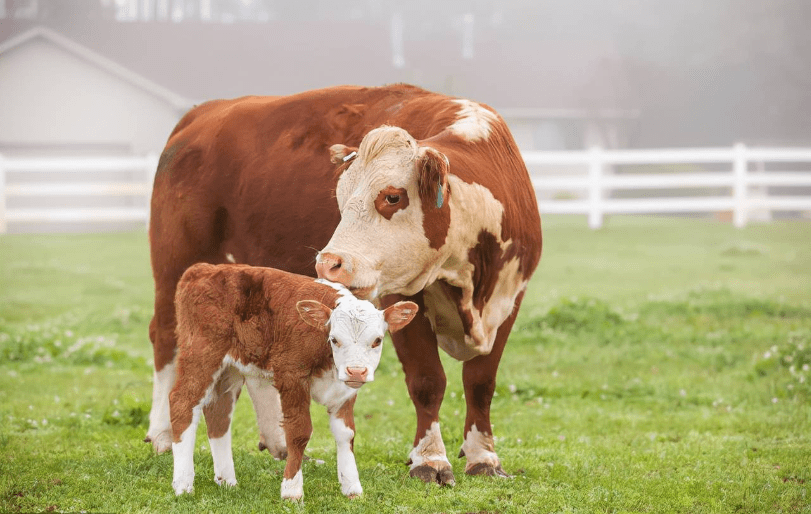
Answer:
329;337;341;348
371;337;382;348
385;195;400;205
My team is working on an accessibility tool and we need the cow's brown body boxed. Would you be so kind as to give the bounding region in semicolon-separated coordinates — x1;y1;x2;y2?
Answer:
148;84;542;484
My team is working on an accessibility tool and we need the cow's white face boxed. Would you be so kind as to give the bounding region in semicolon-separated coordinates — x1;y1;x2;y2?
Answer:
316;126;450;300
296;293;417;388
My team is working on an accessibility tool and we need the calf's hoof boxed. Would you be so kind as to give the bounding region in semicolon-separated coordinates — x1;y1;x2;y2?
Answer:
409;462;455;486
341;482;363;498
214;475;237;487
172;480;194;495
465;462;511;478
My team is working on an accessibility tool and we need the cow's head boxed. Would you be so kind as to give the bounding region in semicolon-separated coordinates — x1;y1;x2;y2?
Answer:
296;293;418;388
316;126;450;299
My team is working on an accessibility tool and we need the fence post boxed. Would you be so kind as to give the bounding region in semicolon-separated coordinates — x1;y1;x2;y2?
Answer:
144;152;159;231
732;143;748;228
588;146;603;229
0;153;6;234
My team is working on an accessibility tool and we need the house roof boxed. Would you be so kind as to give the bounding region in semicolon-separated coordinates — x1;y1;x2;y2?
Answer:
0;26;194;112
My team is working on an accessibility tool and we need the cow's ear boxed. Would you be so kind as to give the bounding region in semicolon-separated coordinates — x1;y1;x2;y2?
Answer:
296;300;332;332
330;144;359;165
416;146;449;209
383;301;419;333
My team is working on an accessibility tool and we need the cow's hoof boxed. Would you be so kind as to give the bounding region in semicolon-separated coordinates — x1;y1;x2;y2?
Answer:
258;441;288;461
409;464;456;486
147;430;173;454
465;462;512;478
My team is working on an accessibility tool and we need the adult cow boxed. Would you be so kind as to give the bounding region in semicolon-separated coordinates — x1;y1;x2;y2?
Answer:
147;84;542;485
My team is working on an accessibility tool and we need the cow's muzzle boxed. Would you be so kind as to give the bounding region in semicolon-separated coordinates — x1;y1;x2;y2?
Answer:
316;252;352;285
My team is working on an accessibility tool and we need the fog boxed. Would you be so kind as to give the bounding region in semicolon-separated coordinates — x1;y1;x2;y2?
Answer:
1;0;810;148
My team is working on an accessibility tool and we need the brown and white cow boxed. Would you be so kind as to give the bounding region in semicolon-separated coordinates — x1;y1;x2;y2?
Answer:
170;263;417;499
147;84;542;486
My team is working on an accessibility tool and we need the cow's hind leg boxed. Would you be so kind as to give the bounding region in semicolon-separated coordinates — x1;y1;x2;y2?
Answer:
328;396;362;498
204;366;244;488
245;376;287;459
145;304;177;454
385;294;455;486
459;293;524;477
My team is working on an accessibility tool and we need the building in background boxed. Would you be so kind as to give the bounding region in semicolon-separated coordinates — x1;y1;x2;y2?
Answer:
0;26;192;158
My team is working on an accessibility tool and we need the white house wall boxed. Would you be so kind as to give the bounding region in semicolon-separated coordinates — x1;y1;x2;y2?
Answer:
0;37;183;155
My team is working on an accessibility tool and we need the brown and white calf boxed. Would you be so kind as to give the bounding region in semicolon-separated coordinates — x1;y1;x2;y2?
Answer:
169;263;417;500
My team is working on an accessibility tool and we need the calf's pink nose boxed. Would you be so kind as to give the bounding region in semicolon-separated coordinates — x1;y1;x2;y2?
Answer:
316;253;352;285
345;366;368;382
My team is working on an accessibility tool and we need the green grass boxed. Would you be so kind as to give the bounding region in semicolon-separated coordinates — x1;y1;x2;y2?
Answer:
1;216;810;513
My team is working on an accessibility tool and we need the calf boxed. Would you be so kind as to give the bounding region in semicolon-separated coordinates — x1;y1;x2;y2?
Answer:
169;263;418;500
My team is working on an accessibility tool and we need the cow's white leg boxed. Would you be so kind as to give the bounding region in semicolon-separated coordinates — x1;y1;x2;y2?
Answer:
172;404;201;495
280;469;303;500
244;376;287;459
210;426;237;487
408;421;453;485
147;362;176;454
329;412;362;497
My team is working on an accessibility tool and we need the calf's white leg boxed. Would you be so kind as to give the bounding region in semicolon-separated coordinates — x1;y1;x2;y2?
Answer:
209;427;236;487
204;367;243;488
329;407;362;497
172;404;202;495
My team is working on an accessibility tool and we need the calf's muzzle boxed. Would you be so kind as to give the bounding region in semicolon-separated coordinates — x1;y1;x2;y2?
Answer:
344;366;369;388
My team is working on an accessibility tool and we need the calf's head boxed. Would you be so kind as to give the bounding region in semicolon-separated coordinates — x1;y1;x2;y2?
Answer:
296;294;418;388
316;126;450;299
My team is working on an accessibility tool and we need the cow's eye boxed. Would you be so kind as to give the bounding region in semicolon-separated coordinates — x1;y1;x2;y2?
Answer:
329;337;341;348
371;337;382;348
385;194;400;205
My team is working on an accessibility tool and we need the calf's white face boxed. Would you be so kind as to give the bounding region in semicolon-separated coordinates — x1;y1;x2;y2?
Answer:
297;295;418;388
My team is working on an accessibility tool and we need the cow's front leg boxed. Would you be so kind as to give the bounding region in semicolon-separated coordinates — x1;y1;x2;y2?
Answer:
385;294;454;486
278;383;312;500
329;396;362;498
204;366;244;488
459;293;522;477
245;376;288;459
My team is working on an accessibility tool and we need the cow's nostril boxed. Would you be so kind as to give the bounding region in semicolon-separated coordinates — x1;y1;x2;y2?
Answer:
330;262;341;271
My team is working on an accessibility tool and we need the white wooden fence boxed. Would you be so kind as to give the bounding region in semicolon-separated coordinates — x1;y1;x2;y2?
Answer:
1;144;811;232
0;153;159;233
526;144;811;228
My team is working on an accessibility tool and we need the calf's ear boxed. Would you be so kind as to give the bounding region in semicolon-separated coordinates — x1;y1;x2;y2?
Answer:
416;146;449;209
329;144;359;165
383;301;419;333
296;300;332;332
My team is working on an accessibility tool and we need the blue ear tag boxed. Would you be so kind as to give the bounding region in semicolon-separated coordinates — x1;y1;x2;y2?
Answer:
436;180;444;208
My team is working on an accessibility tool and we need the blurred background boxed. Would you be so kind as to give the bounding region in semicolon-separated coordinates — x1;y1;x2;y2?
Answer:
1;0;810;232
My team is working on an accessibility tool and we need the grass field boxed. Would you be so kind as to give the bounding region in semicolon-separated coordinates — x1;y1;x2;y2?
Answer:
1;215;809;513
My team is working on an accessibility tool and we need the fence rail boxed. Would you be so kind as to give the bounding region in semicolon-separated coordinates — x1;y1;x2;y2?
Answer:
0;152;159;233
1;144;811;232
525;144;811;228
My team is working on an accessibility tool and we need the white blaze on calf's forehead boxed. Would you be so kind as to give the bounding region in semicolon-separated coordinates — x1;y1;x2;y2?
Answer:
331;297;386;341
448;99;498;142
